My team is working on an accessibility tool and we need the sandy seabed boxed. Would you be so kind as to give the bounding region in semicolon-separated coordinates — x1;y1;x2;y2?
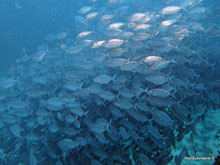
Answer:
169;109;220;165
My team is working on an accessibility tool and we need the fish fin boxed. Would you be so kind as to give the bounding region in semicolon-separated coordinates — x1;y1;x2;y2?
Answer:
80;82;84;89
112;73;118;81
84;110;89;117
134;103;138;111
144;87;149;94
116;93;120;100
106;119;112;133
168;74;175;82
175;155;180;165
171;93;177;100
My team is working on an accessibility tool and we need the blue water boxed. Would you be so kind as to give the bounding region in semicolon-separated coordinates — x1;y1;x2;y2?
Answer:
0;0;84;73
0;0;220;164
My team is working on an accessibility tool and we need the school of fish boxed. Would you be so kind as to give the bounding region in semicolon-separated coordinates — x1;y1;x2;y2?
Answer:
0;0;220;164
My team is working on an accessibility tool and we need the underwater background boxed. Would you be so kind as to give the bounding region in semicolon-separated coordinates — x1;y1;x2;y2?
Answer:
0;0;220;164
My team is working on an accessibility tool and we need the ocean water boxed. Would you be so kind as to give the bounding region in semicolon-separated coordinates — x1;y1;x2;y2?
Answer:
0;0;79;73
0;0;220;164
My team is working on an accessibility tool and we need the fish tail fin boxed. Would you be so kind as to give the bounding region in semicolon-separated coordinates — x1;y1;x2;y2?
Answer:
171;93;177;100
144;87;149;94
168;74;174;82
112;73;118;81
134;103;138;111
85;110;89;117
106;119;112;133
80;82;84;89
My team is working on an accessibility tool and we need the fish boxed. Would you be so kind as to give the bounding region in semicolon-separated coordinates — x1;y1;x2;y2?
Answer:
147;125;163;140
146;74;168;85
63;81;83;91
98;91;116;100
57;139;76;151
139;153;156;165
160;6;182;15
146;88;172;98
119;119;135;130
118;88;136;99
0;149;7;163
93;74;113;84
46;98;64;111
128;130;141;140
91;41;105;49
175;147;190;165
147;96;176;108
152;109;173;128
10;124;22;137
56;32;67;40
77;31;93;39
94;132;107;144
127;110;148;122
75;137;88;147
86;12;99;20
89;123;106;134
7;100;28;110
151;60;175;70
110;105;123;119
92;148;108;159
108;23;124;30
0;79;17;88
105;39;124;48
70;107;86;117
129;13;146;22
114;98;133;110
136;140;152;152
3;115;16;124
15;2;23;9
106;58;126;68
144;56;163;65
29;148;38;165
78;6;92;14
119;127;129;140
32;50;46;62
32;75;47;85
65;114;75;123
35;109;49;117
